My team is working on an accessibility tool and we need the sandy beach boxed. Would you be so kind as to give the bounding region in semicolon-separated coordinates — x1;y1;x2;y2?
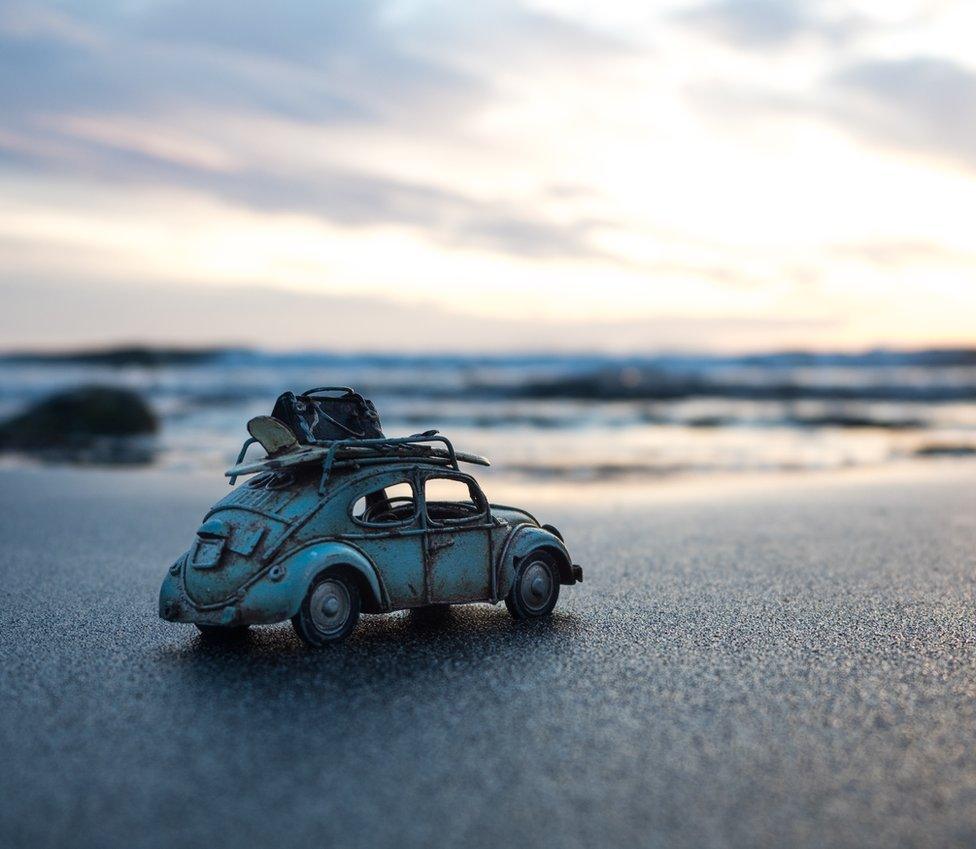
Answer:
1;461;975;849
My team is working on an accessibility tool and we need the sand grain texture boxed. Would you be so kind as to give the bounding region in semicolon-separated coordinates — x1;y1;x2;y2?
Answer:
1;465;975;849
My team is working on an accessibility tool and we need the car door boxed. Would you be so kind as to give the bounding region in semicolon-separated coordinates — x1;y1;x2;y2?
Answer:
347;472;427;608
422;472;492;603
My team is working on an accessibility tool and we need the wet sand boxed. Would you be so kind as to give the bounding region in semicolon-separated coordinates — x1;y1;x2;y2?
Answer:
1;462;975;849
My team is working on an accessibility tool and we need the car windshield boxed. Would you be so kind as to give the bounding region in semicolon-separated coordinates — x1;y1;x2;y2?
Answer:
425;476;486;524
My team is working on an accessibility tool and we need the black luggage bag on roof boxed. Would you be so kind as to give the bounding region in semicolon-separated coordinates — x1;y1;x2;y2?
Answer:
270;386;384;444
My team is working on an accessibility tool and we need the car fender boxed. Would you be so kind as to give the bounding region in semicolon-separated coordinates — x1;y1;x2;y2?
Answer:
259;540;389;619
496;525;575;598
159;541;389;626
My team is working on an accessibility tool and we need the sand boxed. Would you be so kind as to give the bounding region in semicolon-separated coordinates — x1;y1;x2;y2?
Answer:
1;461;975;849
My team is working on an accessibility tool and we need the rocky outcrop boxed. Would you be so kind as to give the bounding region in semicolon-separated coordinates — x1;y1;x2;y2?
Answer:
0;385;158;463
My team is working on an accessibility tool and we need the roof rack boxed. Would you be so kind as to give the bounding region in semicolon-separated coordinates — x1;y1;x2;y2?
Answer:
227;430;490;494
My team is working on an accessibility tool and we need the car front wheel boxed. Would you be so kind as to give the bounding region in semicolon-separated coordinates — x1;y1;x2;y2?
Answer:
292;571;361;646
505;551;560;620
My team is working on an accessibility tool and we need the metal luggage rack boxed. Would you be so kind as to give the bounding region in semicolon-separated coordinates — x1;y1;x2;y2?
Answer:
229;430;488;494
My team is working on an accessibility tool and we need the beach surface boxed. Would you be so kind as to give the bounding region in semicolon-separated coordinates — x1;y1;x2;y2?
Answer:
1;462;975;849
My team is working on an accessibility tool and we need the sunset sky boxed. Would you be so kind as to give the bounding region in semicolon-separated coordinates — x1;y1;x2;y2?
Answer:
1;0;975;352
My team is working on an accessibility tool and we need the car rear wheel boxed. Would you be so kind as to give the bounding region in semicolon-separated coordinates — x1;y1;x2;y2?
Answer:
505;551;560;620
292;572;360;646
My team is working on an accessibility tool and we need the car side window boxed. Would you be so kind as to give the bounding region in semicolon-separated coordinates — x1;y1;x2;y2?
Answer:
424;476;488;526
351;481;417;526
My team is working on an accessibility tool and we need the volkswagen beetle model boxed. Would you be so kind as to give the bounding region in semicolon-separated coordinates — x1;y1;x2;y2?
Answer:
158;387;583;646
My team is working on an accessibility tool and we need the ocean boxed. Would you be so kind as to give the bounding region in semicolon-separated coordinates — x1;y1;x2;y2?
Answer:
1;347;974;481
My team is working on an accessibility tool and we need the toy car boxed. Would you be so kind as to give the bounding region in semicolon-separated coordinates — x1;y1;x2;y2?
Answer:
158;387;583;645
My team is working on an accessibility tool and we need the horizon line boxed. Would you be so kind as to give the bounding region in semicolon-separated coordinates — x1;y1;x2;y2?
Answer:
3;342;976;361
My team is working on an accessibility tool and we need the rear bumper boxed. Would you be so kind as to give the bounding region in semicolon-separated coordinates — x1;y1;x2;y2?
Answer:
159;593;243;626
159;570;241;625
572;564;583;583
158;565;298;627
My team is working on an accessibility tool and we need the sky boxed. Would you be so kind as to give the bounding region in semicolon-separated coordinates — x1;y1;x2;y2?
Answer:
1;0;975;352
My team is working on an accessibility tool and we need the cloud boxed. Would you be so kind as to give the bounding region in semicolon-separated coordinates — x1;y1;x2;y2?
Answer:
831;239;976;269
0;1;625;261
684;46;976;175
0;1;478;123
827;56;976;171
673;0;865;49
0;117;611;261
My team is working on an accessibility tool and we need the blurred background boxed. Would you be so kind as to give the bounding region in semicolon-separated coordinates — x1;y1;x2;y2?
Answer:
1;0;974;484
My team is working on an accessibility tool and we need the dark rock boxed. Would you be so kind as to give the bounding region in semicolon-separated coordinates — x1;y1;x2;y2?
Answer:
914;443;976;457
0;345;238;367
791;413;924;430
0;386;158;462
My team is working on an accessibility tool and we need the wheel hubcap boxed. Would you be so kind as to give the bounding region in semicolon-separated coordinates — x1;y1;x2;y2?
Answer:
309;579;351;636
520;561;553;612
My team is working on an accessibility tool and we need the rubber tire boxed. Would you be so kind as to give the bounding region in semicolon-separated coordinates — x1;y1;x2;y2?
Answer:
195;624;250;640
292;571;361;646
505;550;560;620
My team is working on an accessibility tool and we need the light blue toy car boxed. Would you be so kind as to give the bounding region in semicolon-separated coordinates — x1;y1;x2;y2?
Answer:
159;403;583;646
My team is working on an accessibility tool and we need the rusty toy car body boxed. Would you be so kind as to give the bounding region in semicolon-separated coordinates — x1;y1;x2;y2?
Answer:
158;387;583;645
